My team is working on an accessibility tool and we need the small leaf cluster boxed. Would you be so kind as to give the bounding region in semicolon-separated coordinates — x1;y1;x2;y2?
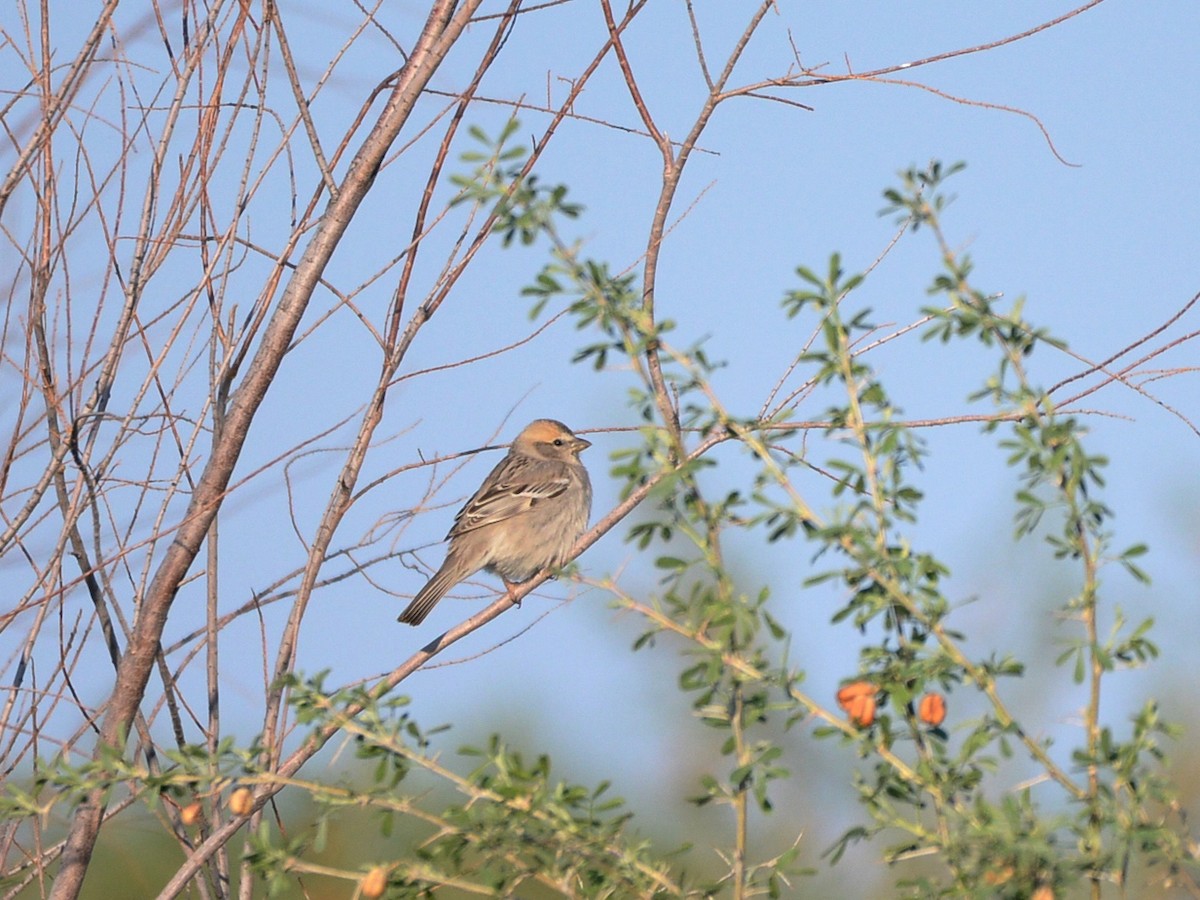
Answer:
425;736;677;897
244;677;686;898
450;118;581;248
0;732;263;825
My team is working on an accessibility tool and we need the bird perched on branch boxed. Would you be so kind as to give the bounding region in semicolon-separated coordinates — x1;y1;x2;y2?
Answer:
398;419;592;626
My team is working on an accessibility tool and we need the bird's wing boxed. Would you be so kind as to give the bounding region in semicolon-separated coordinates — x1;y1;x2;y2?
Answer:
447;457;570;538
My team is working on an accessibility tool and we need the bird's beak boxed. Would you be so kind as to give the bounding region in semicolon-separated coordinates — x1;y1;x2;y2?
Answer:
572;436;591;452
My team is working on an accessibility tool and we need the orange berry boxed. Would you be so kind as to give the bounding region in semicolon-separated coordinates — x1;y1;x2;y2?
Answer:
180;801;202;826
918;692;947;727
228;787;254;816
983;866;1014;886
836;681;877;727
360;866;388;898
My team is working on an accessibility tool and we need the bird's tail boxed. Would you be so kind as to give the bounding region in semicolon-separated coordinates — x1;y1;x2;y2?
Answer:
398;561;461;625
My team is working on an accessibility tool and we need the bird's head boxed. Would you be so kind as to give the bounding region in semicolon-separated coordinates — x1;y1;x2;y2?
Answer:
514;419;591;461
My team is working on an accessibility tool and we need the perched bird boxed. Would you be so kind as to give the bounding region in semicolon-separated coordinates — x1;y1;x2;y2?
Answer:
398;419;592;626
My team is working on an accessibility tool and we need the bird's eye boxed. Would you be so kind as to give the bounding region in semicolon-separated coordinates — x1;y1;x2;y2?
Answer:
553;438;564;446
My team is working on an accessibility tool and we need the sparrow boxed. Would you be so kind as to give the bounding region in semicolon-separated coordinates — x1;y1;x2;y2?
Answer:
398;419;592;625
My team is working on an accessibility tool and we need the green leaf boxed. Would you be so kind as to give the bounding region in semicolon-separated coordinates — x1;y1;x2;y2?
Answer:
654;556;688;570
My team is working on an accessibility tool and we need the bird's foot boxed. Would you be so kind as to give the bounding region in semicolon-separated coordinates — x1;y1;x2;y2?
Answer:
503;580;522;607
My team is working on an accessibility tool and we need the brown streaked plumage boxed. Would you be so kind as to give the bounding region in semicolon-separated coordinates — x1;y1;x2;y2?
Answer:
398;419;592;626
